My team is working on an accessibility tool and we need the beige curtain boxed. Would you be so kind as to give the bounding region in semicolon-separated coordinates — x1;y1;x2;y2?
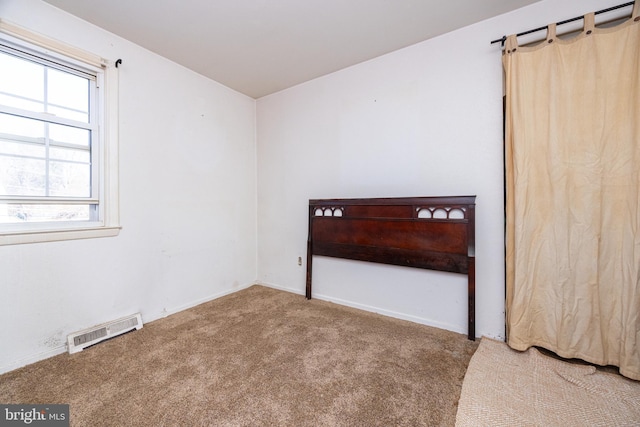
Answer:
504;4;640;381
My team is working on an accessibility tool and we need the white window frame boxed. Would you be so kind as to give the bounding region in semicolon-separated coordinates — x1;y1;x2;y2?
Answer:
0;19;120;245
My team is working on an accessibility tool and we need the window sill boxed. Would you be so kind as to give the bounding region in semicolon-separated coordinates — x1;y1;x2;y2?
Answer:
0;225;121;245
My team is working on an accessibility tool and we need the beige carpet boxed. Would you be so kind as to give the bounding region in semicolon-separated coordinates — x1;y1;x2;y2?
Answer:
0;285;478;426
456;337;640;427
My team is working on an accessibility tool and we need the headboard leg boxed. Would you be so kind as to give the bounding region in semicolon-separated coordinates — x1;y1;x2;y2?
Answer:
468;257;476;340
306;239;313;299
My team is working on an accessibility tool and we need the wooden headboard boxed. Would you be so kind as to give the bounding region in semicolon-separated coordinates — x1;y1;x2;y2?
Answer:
306;196;476;340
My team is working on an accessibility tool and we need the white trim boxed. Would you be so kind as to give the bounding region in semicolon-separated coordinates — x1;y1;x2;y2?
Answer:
0;104;96;130
0;345;67;376
312;291;466;335
0;283;256;374
0;18;106;68
0;226;121;245
258;281;305;296
102;63;120;228
257;280;467;335
144;283;256;323
0;197;99;204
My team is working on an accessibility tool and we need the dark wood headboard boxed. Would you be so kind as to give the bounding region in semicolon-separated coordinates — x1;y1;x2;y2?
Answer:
306;196;476;340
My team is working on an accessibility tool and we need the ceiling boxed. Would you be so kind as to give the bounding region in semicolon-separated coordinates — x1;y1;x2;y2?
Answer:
42;0;541;98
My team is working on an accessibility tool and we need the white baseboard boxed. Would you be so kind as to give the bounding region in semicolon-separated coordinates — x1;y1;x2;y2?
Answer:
1;282;478;375
256;280;466;336
257;281;305;296
144;282;256;323
0;282;257;375
314;292;466;336
0;346;67;375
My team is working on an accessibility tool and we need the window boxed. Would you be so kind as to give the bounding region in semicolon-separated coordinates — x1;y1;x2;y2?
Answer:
0;20;119;245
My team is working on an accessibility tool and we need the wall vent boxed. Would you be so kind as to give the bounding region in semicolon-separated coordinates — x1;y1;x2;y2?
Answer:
67;313;143;354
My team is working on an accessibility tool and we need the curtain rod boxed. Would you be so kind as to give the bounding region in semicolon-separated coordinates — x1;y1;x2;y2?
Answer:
490;1;635;45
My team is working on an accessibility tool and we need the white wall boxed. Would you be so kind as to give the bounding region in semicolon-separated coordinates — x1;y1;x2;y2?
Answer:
0;0;257;373
256;0;624;338
0;0;625;373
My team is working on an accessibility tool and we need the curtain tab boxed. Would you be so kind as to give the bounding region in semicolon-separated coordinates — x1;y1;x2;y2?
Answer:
633;1;640;21
584;13;595;35
504;34;518;54
546;23;557;43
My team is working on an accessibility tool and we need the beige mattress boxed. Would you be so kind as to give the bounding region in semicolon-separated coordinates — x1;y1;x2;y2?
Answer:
456;337;640;427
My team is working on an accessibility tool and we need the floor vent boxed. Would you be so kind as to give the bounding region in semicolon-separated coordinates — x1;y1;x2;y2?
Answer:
67;313;143;354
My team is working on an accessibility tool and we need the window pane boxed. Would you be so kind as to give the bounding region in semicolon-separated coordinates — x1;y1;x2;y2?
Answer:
0;113;46;140
49;161;90;197
49;123;90;148
0;203;90;223
0;138;45;158
0;93;43;112
0;156;46;196
48;68;89;121
49;146;90;163
47;105;89;123
0;51;45;109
